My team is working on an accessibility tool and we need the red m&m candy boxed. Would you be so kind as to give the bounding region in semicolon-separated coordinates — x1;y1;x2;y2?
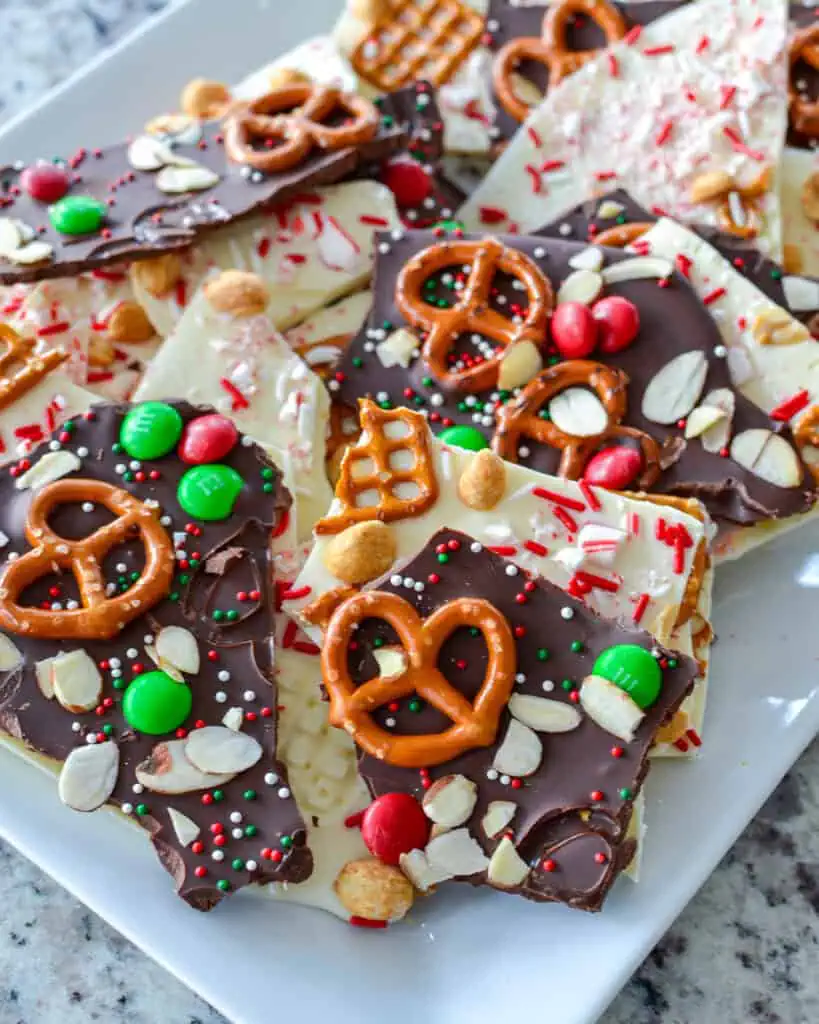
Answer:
360;792;430;865
382;158;433;208
591;296;640;354
20;162;71;203
551;302;598;358
584;446;643;489
178;413;239;464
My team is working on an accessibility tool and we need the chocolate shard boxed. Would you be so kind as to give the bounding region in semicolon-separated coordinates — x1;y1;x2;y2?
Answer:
0;400;311;907
325;527;699;911
0;82;439;286
333;227;815;525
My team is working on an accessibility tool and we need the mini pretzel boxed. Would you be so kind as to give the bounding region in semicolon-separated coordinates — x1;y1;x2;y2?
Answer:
316;401;438;534
492;360;661;487
594;222;653;248
322;589;516;767
0;325;69;413
713;167;771;240
0;479;174;640
493;0;627;123
395;237;554;393
794;404;819;483
223;84;379;174
789;24;819;138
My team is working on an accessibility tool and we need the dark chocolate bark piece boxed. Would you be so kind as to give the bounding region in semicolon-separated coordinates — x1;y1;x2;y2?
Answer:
327;527;698;911
0;400;311;908
0;83;437;286
332;227;815;525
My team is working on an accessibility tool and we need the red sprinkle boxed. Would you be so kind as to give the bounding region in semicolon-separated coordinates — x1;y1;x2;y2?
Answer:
654;119;673;146
541;159;565;173
523;539;548;556
478;205;507;224
702;287;726;306
527;125;542;148
36;321;70;337
350;916;388;929
280;584;311;602
719;84;737;110
632;593;650;624
524;164;542;193
553;507;578;534
608;53;619;77
624;25;642;44
696;34;710;54
675;253;692;278
532;486;585;512
769;389;810;422
643;44;674;56
487;545;517;556
542;858;557;872
578;479;601;511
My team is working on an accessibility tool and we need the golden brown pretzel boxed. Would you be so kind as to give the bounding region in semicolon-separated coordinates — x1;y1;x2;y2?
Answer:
316;401;438;534
794;404;819;483
0;479;174;640
594;222;653;248
789;24;819;138
493;0;627;123
0;325;69;413
223;83;379;174
492;360;661;487
395;237;554;393
322;589;516;767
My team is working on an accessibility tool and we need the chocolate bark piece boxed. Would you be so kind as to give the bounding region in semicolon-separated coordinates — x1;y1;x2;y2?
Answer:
0;400;310;908
484;0;686;147
333;227;815;525
788;2;819;149
536;188;819;328
0;83;436;286
332;527;698;911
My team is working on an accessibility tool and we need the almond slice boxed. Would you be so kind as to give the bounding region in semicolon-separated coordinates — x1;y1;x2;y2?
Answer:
0;634;22;671
372;646;408;683
58;742;119;812
549;387;609;436
782;275;819;312
9;240;54;265
425;827;489;877
684;404;726;440
730;429;803;488
482;800;517;839
641;350;708;425
155;164;220;194
167;807;200;847
508;693;581;733
497;339;543;390
51;649;103;713
398;848;452;891
155;625;200;675
492;719;542;777
0;218;22;256
568;246;604;272
422;774;478;827
135;739;235;794
697;386;734;454
184;726;263;775
487;836;530;888
602;256;672;284
689;169;734;204
127;134;175;171
35;657;56;699
15;450;82;492
221;707;244;732
579;674;644;742
376;328;419;369
557;269;603;306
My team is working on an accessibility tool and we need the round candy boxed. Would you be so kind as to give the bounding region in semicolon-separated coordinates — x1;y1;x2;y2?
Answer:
592;644;662;709
591;296;640;354
178;414;239;465
361;792;430;865
439;425;489;451
48;195;106;236
177;464;244;521
20;162;70;203
382;157;433;208
550;302;598;359
583;446;642;489
120;402;183;460
122;670;192;734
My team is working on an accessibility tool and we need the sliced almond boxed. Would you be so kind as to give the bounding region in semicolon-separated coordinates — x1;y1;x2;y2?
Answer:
334;858;414;921
568;246;604;272
689;169;734;204
180;77;232;119
579;674;644;742
487;836;530;888
0;634;22;671
51;649;103;713
184;726;263;775
557;269;603;306
700;386;735;453
750;306;811;346
15;450;81;492
730;429;803;488
35;657;56;699
0;218;22;256
602;256;672;284
422;774;478;828
508;693;581;733
457;449;506;510
107;300;156;343
135;739;235;794
492;719;542;777
323;520;396;584
782;275;819;312
548;387;609;436
497;339;542;390
156;164;220;193
167;807;200;847
509;72;544;107
9;240;54;265
267;67;311;90
203;269;270;318
684;404;726;440
801;172;819;223
132;252;182;299
372;646;408;683
127;134;175;171
482;800;517;839
376;328;419;369
145;113;202;145
398;848;452;891
641;350;708;425
155;625;200;675
58;742;119;812
425;827;489;877
221;707;244;732
596;199;625;219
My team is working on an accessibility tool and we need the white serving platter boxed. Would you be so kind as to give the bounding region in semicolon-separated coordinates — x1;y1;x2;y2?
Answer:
0;2;817;1023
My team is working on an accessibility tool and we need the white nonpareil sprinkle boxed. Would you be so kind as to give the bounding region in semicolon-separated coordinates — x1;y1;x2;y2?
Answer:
486;768;498;781
542;680;555;692
218;670;231;682
515;673;526;684
246;860;258;872
230;811;243;824
500;775;510;786
264;772;279;786
232;828;244;839
121;802;134;815
470;542;483;553
243;690;256;702
215;691;227;703
85;734;97;744
277;787;291;799
212;850;225;862
560;607;575;620
132;783;144;794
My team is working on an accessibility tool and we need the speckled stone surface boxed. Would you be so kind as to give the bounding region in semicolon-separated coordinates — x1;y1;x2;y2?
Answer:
0;3;816;1023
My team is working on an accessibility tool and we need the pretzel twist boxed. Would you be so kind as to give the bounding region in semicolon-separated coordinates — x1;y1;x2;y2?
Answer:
493;0;627;123
322;589;516;767
492;360;661;487
0;479;174;640
789;24;819;139
0;325;69;413
223;83;379;174
593;222;653;248
395;237;554;392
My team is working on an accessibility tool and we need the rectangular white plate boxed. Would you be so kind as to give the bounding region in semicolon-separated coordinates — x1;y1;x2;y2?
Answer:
0;2;817;1023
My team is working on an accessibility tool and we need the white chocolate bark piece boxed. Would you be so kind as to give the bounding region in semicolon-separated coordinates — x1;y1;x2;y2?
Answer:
0;372;98;467
130;181;399;338
133;287;331;542
781;146;819;277
459;0;788;257
233;35;359;100
284;290;372;372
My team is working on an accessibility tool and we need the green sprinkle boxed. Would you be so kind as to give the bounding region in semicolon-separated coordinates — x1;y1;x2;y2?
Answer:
244;824;258;838
232;858;245;871
123;471;134;483
212;789;225;802
168;591;180;602
616;214;626;224
570;640;584;653
129;571;139;582
381;115;394;127
262;482;274;493
770;268;782;280
352;357;363;368
188;559;199;569
619;787;632;800
243;789;257;801
437;552;449;564
408;699;422;713
111;442;123;453
177;573;190;585
382;320;393;331
261;467;274;480
422;376;433;387
469;627;480;637
667;658;678;669
136;803;148;816
373;637;385;648
537;648;550;661
561;679;574;692
547;355;561;366
213;609;225;622
217;879;231;893
226;609;239;622
280;835;293;849
112;678;126;690
539;409;552;420
102;724;114;736
62;421;74;433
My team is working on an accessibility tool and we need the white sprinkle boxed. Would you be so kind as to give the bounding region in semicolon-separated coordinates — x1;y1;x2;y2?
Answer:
109;658;121;668
534;246;546;258
486;768;499;781
121;802;133;815
714;344;727;358
470;541;483;553
277;786;291;799
111;668;122;679
48;440;61;451
76;446;89;457
129;460;141;471
515;673;526;684
505;565;519;577
385;717;396;727
499;774;510;786
560;607;574;620
246;860;258;872
126;647;138;659
71;722;82;733
217;670;230;682
211;850;225;862
558;224;572;237
215;691;227;703
414;581;425;592
542;680;555;692
115;463;126;474
264;772;279;786
132;783;144;794
390;574;403;586
243;690;256;702
85;734;97;744
231;828;244;839
66;600;79;610
81;502;94;513
230;811;243;824
402;577;414;589
518;446;530;458
160;515;172;526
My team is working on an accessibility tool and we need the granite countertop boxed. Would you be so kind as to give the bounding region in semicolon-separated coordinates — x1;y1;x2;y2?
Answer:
0;3;816;1023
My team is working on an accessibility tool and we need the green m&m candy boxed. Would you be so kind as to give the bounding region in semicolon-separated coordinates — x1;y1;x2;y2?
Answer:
122;670;192;734
48;195;107;235
592;644;662;710
120;402;183;460
438;425;489;452
177;464;243;521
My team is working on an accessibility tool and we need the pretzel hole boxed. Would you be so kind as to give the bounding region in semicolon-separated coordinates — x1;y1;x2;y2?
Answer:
388;448;416;472
792;58;819;107
101;540;147;594
391;480;421;501
382;419;411;441
46;502;117;541
563;14;608;52
19;571;83;611
419;264;467;308
487;270;530;319
353;488;382;509
349;455;378;480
